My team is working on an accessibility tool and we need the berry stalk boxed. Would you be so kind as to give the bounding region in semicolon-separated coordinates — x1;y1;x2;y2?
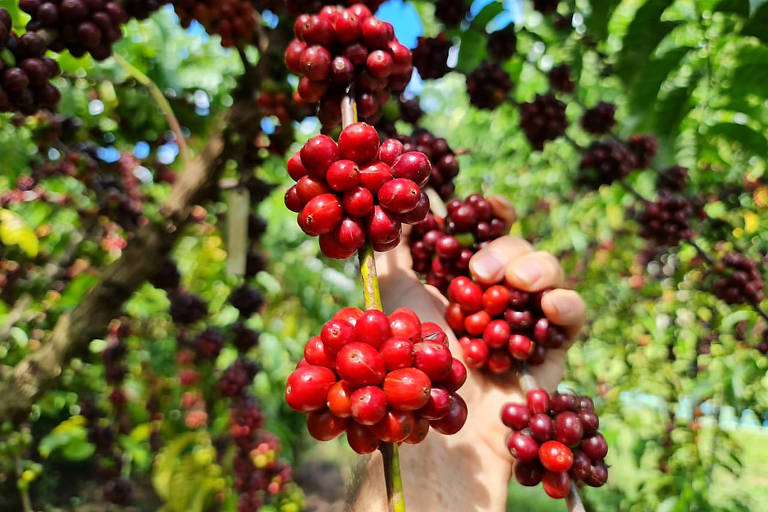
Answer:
341;91;405;512
518;365;585;512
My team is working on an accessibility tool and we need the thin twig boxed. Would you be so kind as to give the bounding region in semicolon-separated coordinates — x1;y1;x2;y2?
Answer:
112;53;191;168
15;455;33;512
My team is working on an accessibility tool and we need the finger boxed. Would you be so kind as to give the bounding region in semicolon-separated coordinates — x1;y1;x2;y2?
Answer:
469;236;534;285
540;289;586;338
375;224;414;278
505;251;565;291
488;195;516;226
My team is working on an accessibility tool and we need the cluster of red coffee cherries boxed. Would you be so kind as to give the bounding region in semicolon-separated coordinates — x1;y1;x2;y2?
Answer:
285;4;413;126
446;277;568;373
284;122;432;258
519;93;568;150
712;252;765;305
285;307;469;453
578;140;638;187
466;61;514;110
548;64;575;93
412;33;451;80
637;195;694;247
580;101;616;135
173;0;257;48
20;0;128;60
504;389;608;498
0;10;61;114
409;194;511;292
395;128;460;199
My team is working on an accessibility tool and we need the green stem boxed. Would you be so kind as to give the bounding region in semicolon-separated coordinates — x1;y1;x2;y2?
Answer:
358;243;383;310
15;457;33;512
112;53;191;167
380;442;406;512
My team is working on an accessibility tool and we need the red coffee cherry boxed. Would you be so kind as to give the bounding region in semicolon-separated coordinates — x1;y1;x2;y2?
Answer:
370;409;415;443
336;342;386;387
307;409;348;441
285;365;337;412
430;393;467;435
326;380;354;418
349;385;388;425
542;470;571;499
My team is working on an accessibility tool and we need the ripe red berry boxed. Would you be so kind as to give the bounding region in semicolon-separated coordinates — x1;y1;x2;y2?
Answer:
307;409;348;441
377;178;421;214
333;306;365;326
287;152;308;181
336;342;386;387
483;319;511;349
435;235;460;259
334;9;361;44
284;186;303;213
346;422;380;454
379;337;414;370
487;351;513;374
539;441;573;472
437;358;467;392
505;309;533;331
542;470;570;499
464;310;491;336
554;411;584;446
355;309;391;348
529;413;554;442
430;393;467;435
391;151;431;188
342;186;375;217
285;39;307;73
418;387;451;420
585;461;608;487
412;341;452;381
299;194;343;236
338;122;380;164
449;278;483;313
508;334;534;360
445;303;465;332
527;388;551;415
300;45;332;81
336;217;366;250
296;175;331;203
366;205;401;246
304;336;336;368
359;162;394;193
300;135;338;177
370;409;415;443
404;417;430;444
378;138;404;165
462;338;489;369
321;318;356;354
570;450;591;480
285;365;337;413
508;431;539;463
367;49;393;77
501;403;530;430
581;433;608;460
388;309;422;342
327;380;354;418
421;321;447;345
361;16;393;49
578;411;599;436
326;160;360;191
514;461;545;486
382;367;431;411
350;385;388;425
482;285;509;316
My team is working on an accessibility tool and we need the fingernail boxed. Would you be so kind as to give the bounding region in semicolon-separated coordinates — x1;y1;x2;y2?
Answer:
511;260;542;287
472;250;505;282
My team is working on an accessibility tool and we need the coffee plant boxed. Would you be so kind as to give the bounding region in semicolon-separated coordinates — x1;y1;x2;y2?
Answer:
0;0;767;511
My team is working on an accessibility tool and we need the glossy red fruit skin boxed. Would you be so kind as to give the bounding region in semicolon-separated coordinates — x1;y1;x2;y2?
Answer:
366;205;401;245
338;122;380;164
453;280;484;313
413;341;453;381
430;393;468;435
539;441;574;472
398;192;430;224
320;233;357;259
327;380;354;418
529;413;554;442
379;337;414;371
445;303;465;332
462;339;489;369
304;336;336;368
378;178;421;214
487;351;513;374
438;358;467;392
331;55;355;83
507;431;539;462
370;409;415;442
300;135;338;177
307;409;349;440
336;217;366;250
342;186;374;217
418;387;451;420
285;366;338;413
484;319;511;349
296;175;331;203
542;471;571;499
347;422;380;454
578;411;599;436
569;450;591;480
482;285;509;316
508;334;534;360
392;151;431;187
367;49;393;77
359;162;394;193
286;152;308;181
578;396;595;412
501;403;530;430
361;16;393;49
284;186;303;212
336;342;387;387
382;368;431;411
321;318;356;354
378;138;404;165
527;388;551;415
387;40;412;73
421;322;447;345
389;309;422;342
581;433;608;460
505;309;534;331
333;306;365;326
285;39;307;73
585;460;608;487
551;392;578;413
355;309;392;348
404;417;430;444
326;160;360;191
464;311;491;336
350;385;388;425
300;45;332;81
554;411;584;446
299;194;343;236
298;77;329;102
514;461;545;486
334;10;361;44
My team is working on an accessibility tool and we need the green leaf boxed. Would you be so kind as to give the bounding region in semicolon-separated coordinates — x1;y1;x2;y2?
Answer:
455;30;487;74
714;0;750;16
654;72;702;138
469;1;504;31
585;0;622;40
742;3;768;44
627;46;694;114
616;0;680;85
730;45;768;98
707;122;768;156
0;209;39;257
60;439;96;461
